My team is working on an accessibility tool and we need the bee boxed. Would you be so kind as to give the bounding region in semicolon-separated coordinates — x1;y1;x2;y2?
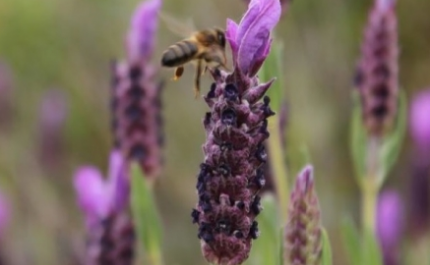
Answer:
161;28;229;98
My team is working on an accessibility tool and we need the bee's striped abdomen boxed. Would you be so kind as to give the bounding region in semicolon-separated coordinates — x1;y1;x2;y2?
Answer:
161;40;198;67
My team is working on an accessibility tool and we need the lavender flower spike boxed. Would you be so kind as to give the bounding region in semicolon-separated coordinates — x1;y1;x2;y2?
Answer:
227;0;281;76
377;191;403;265
74;151;134;265
127;0;162;63
410;89;430;149
192;1;281;264
284;165;322;265
112;0;164;178
355;0;398;136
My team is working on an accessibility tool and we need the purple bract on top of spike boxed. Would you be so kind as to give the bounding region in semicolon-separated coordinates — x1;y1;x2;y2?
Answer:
376;191;403;265
410;89;430;149
127;0;162;63
74;151;134;265
355;0;399;137
191;0;280;264
284;165;322;265
227;0;281;77
112;0;164;178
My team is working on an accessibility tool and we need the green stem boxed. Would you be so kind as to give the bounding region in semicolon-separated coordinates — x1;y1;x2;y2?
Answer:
267;117;289;224
361;178;378;234
147;248;164;265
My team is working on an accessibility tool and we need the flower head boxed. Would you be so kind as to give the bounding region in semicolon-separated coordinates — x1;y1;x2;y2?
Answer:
227;0;281;76
376;191;403;265
74;151;134;265
354;0;398;137
127;0;162;63
410;89;430;149
113;0;164;178
284;165;322;265
192;2;281;263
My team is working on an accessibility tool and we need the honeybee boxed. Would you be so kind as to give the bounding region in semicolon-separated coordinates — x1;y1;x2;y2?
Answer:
161;27;229;98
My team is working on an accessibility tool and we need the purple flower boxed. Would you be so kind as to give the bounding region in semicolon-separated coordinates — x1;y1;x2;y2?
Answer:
284;165;322;265
377;191;403;265
38;89;68;171
241;0;291;20
112;0;164;178
227;0;281;76
126;0;162;63
74;151;134;265
354;0;398;137
191;1;281;264
410;89;430;149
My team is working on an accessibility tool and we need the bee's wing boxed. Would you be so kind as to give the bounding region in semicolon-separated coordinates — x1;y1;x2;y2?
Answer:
158;11;197;38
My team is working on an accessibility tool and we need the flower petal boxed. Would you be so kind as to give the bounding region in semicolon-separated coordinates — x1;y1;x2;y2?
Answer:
127;0;162;62
410;89;430;148
107;151;130;213
377;191;403;250
236;0;281;75
74;166;110;222
226;19;239;62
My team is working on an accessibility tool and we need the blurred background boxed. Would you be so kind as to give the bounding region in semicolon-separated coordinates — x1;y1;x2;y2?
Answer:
0;0;429;264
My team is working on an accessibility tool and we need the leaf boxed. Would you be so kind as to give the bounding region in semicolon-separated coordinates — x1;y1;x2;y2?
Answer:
362;228;383;265
130;163;164;265
321;228;333;265
350;91;367;186
376;90;407;187
248;194;279;265
340;217;361;265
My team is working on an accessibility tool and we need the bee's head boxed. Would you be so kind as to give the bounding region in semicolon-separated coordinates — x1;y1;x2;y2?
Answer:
214;28;226;48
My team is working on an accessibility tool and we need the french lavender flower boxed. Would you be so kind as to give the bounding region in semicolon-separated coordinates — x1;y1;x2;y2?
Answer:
37;90;68;171
410;89;430;150
111;0;164;178
376;191;403;265
242;0;291;17
191;0;281;264
74;151;134;265
354;0;399;137
284;165;322;265
408;89;430;235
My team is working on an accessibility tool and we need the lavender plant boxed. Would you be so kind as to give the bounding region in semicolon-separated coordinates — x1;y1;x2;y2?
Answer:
376;191;403;265
351;0;405;231
346;0;405;263
284;166;322;265
408;89;430;235
191;0;281;264
74;151;134;265
111;0;164;179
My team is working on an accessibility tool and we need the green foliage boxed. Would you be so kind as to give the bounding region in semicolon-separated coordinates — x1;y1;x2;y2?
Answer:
341;217;362;265
131;163;164;265
350;90;407;188
321;228;333;265
376;90;407;187
248;194;280;265
341;217;383;265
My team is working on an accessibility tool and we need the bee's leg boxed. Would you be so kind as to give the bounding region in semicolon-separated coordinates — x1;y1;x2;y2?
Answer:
173;66;184;81
203;66;209;75
194;60;202;99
